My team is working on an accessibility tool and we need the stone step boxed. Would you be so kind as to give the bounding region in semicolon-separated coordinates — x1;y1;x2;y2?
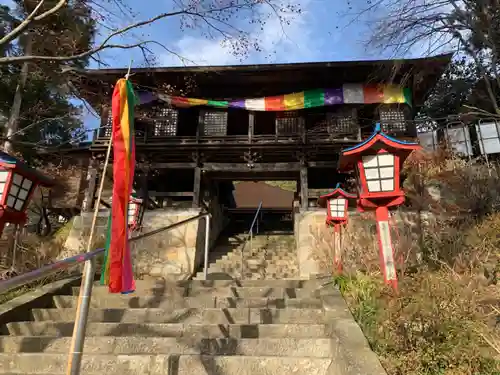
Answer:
192;273;309;281
0;337;338;357
30;307;350;324
0;353;333;375
53;295;325;309
5;322;334;338
73;286;319;299
119;279;325;289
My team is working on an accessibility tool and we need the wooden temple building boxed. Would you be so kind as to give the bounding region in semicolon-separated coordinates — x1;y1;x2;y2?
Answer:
75;54;452;212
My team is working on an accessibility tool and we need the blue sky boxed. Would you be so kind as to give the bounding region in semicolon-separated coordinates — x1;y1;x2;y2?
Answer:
91;0;387;68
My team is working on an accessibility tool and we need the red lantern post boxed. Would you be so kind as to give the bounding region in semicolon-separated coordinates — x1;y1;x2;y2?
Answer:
318;183;357;272
338;123;420;290
0;152;55;236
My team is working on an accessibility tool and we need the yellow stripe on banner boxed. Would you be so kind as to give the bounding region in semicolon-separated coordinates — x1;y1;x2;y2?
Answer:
187;98;208;106
382;85;405;104
284;92;305;110
118;79;132;234
118;79;131;158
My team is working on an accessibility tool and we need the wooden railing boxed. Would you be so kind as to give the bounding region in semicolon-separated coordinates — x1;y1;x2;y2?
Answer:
91;120;415;148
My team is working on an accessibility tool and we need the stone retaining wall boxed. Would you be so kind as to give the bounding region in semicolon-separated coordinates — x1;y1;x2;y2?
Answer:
63;194;228;280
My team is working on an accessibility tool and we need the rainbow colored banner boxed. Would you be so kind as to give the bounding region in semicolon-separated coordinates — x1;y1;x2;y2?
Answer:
100;78;136;294
138;84;411;111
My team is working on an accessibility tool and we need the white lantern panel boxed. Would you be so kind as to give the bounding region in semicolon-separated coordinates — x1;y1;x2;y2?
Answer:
18;188;28;200
14;200;23;211
362;154;378;168
362;153;396;193
381;179;395;191
367;180;381;192
0;170;8;183
10;184;19;196
377;153;394;166
364;168;379;180
0;183;5;195
335;198;346;207
6;173;33;211
22;178;32;190
12;173;22;186
128;202;137;224
379;167;394;178
6;195;15;208
328;197;346;217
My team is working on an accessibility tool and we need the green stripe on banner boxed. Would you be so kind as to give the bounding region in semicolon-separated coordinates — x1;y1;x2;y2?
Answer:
126;81;136;149
207;100;229;108
303;89;325;108
403;88;412;107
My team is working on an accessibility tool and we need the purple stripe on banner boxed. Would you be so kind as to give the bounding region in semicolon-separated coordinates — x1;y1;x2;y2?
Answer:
324;88;344;105
229;100;246;109
137;91;156;105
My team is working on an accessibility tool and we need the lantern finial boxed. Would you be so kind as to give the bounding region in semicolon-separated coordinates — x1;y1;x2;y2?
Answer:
374;122;382;133
335;182;340;189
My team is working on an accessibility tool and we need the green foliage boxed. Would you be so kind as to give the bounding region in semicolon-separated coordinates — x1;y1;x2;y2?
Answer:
0;0;96;156
421;57;478;123
339;271;500;375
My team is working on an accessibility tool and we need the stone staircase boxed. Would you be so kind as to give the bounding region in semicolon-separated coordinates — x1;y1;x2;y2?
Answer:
0;278;387;375
193;233;299;280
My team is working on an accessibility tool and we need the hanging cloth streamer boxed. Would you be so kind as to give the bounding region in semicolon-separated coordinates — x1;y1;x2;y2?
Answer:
100;78;137;294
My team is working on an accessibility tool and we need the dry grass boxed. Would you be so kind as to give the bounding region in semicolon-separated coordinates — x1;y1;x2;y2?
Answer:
314;150;500;375
0;221;105;305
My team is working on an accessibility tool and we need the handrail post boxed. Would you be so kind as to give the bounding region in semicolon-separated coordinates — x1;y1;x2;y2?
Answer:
67;257;96;375
241;201;263;280
250;230;253;252
203;214;211;280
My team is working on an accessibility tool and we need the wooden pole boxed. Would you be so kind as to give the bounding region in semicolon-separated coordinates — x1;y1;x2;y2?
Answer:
66;133;113;375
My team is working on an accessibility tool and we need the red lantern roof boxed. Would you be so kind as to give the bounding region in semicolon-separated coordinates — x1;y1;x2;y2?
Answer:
338;123;421;172
317;183;357;208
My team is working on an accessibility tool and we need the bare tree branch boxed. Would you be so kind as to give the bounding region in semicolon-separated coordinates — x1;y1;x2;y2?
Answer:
0;0;68;47
0;0;291;66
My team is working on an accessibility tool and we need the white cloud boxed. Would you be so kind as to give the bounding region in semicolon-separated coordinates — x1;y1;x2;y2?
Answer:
160;1;316;66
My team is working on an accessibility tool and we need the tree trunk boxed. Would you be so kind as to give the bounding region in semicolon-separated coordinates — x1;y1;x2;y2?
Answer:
4;36;32;154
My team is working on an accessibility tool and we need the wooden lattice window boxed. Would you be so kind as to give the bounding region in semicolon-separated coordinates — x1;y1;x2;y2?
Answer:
202;110;227;136
325;109;359;137
276;111;301;135
152;106;178;136
379;107;407;134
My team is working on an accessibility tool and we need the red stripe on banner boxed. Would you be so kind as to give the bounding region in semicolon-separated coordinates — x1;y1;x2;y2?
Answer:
170;97;190;107
265;96;285;111
109;81;128;293
363;85;384;104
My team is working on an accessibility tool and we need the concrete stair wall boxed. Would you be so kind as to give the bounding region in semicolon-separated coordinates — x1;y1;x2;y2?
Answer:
194;234;299;280
0;278;387;375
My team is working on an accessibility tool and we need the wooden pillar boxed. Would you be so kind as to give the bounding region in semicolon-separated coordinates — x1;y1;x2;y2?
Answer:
248;111;255;142
197;110;205;141
193;167;202;208
82;158;98;212
299;117;306;143
140;170;149;208
300;166;308;211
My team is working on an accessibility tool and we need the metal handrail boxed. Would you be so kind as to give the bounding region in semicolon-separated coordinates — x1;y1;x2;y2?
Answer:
240;201;262;279
0;212;211;296
249;201;263;236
